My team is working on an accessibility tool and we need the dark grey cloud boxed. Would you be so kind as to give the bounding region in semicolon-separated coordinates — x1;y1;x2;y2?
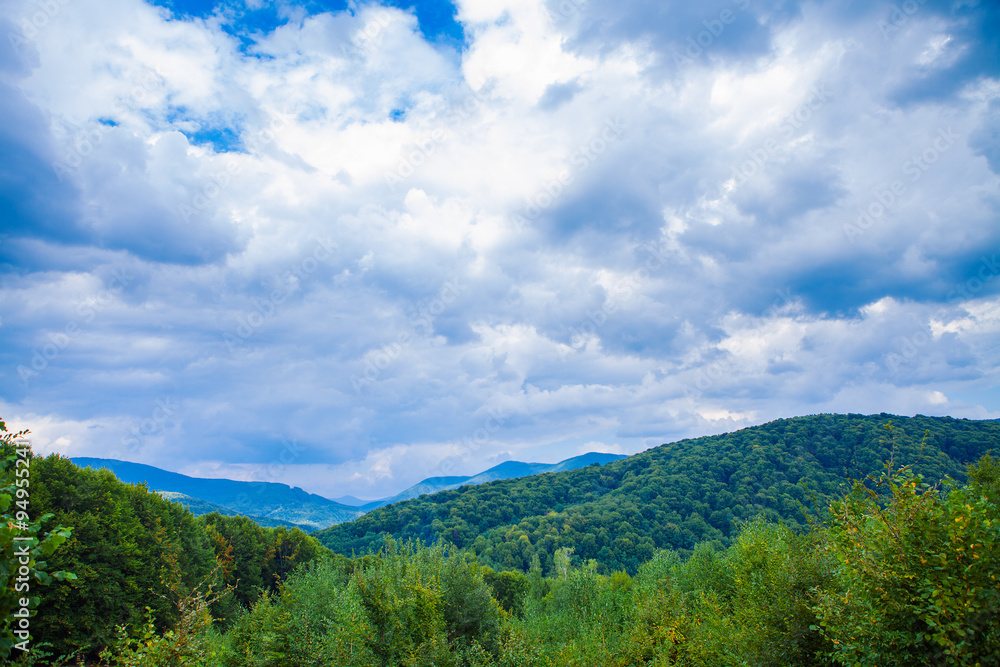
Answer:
0;24;83;257
537;79;583;110
562;0;788;67
970;99;1000;175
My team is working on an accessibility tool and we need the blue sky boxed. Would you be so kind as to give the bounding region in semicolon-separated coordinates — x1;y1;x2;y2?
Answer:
1;0;998;499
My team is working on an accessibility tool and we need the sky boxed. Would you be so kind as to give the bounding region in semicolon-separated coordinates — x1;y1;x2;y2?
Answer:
1;0;998;500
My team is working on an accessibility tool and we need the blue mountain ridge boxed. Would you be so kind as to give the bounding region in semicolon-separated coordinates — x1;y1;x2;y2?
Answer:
71;457;364;531
71;451;627;529
365;452;627;510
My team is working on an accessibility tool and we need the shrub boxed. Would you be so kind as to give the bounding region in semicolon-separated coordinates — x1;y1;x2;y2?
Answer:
814;455;1000;666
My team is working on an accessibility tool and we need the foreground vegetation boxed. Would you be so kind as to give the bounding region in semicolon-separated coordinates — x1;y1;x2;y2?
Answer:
103;451;1000;666
2;415;998;665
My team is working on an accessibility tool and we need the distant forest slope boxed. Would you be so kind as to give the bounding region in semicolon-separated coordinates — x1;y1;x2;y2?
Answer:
367;451;626;509
72;457;363;530
315;413;1000;575
156;491;312;531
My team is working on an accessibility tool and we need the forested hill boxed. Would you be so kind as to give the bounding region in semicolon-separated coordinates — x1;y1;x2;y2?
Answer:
72;457;363;530
314;413;1000;575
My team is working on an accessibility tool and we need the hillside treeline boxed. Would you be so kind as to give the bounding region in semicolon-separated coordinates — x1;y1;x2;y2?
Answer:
315;414;1000;574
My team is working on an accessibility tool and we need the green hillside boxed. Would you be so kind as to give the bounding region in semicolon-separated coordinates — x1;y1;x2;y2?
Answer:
314;413;1000;574
71;457;363;530
156;491;314;531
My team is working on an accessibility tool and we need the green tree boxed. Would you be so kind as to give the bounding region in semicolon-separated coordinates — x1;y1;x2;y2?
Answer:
200;512;330;617
27;454;216;657
482;568;529;617
0;420;76;661
814;454;1000;666
99;565;231;667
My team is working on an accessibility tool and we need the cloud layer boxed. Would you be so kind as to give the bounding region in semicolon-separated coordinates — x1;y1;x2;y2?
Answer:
1;0;998;499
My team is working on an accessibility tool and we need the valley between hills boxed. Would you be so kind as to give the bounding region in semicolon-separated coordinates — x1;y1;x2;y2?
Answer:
70;451;627;532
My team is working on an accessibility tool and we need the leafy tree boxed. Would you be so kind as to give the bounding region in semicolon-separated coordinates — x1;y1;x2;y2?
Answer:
482;568;529;617
0;420;76;662
99;565;231;667
814;454;1000;666
224;538;508;667
697;520;832;666
200;512;331;620
223;556;379;667
26;454;216;657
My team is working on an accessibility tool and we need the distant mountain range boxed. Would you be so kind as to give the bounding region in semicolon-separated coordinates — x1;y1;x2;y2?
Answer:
155;491;308;530
71;458;364;532
364;452;627;510
71;452;626;531
331;495;376;507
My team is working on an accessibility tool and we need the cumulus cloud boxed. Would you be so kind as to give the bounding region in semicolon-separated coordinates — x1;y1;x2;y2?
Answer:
0;0;998;498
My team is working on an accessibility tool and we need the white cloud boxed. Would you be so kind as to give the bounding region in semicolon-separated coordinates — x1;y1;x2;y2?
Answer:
577;440;624;455
1;0;998;498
